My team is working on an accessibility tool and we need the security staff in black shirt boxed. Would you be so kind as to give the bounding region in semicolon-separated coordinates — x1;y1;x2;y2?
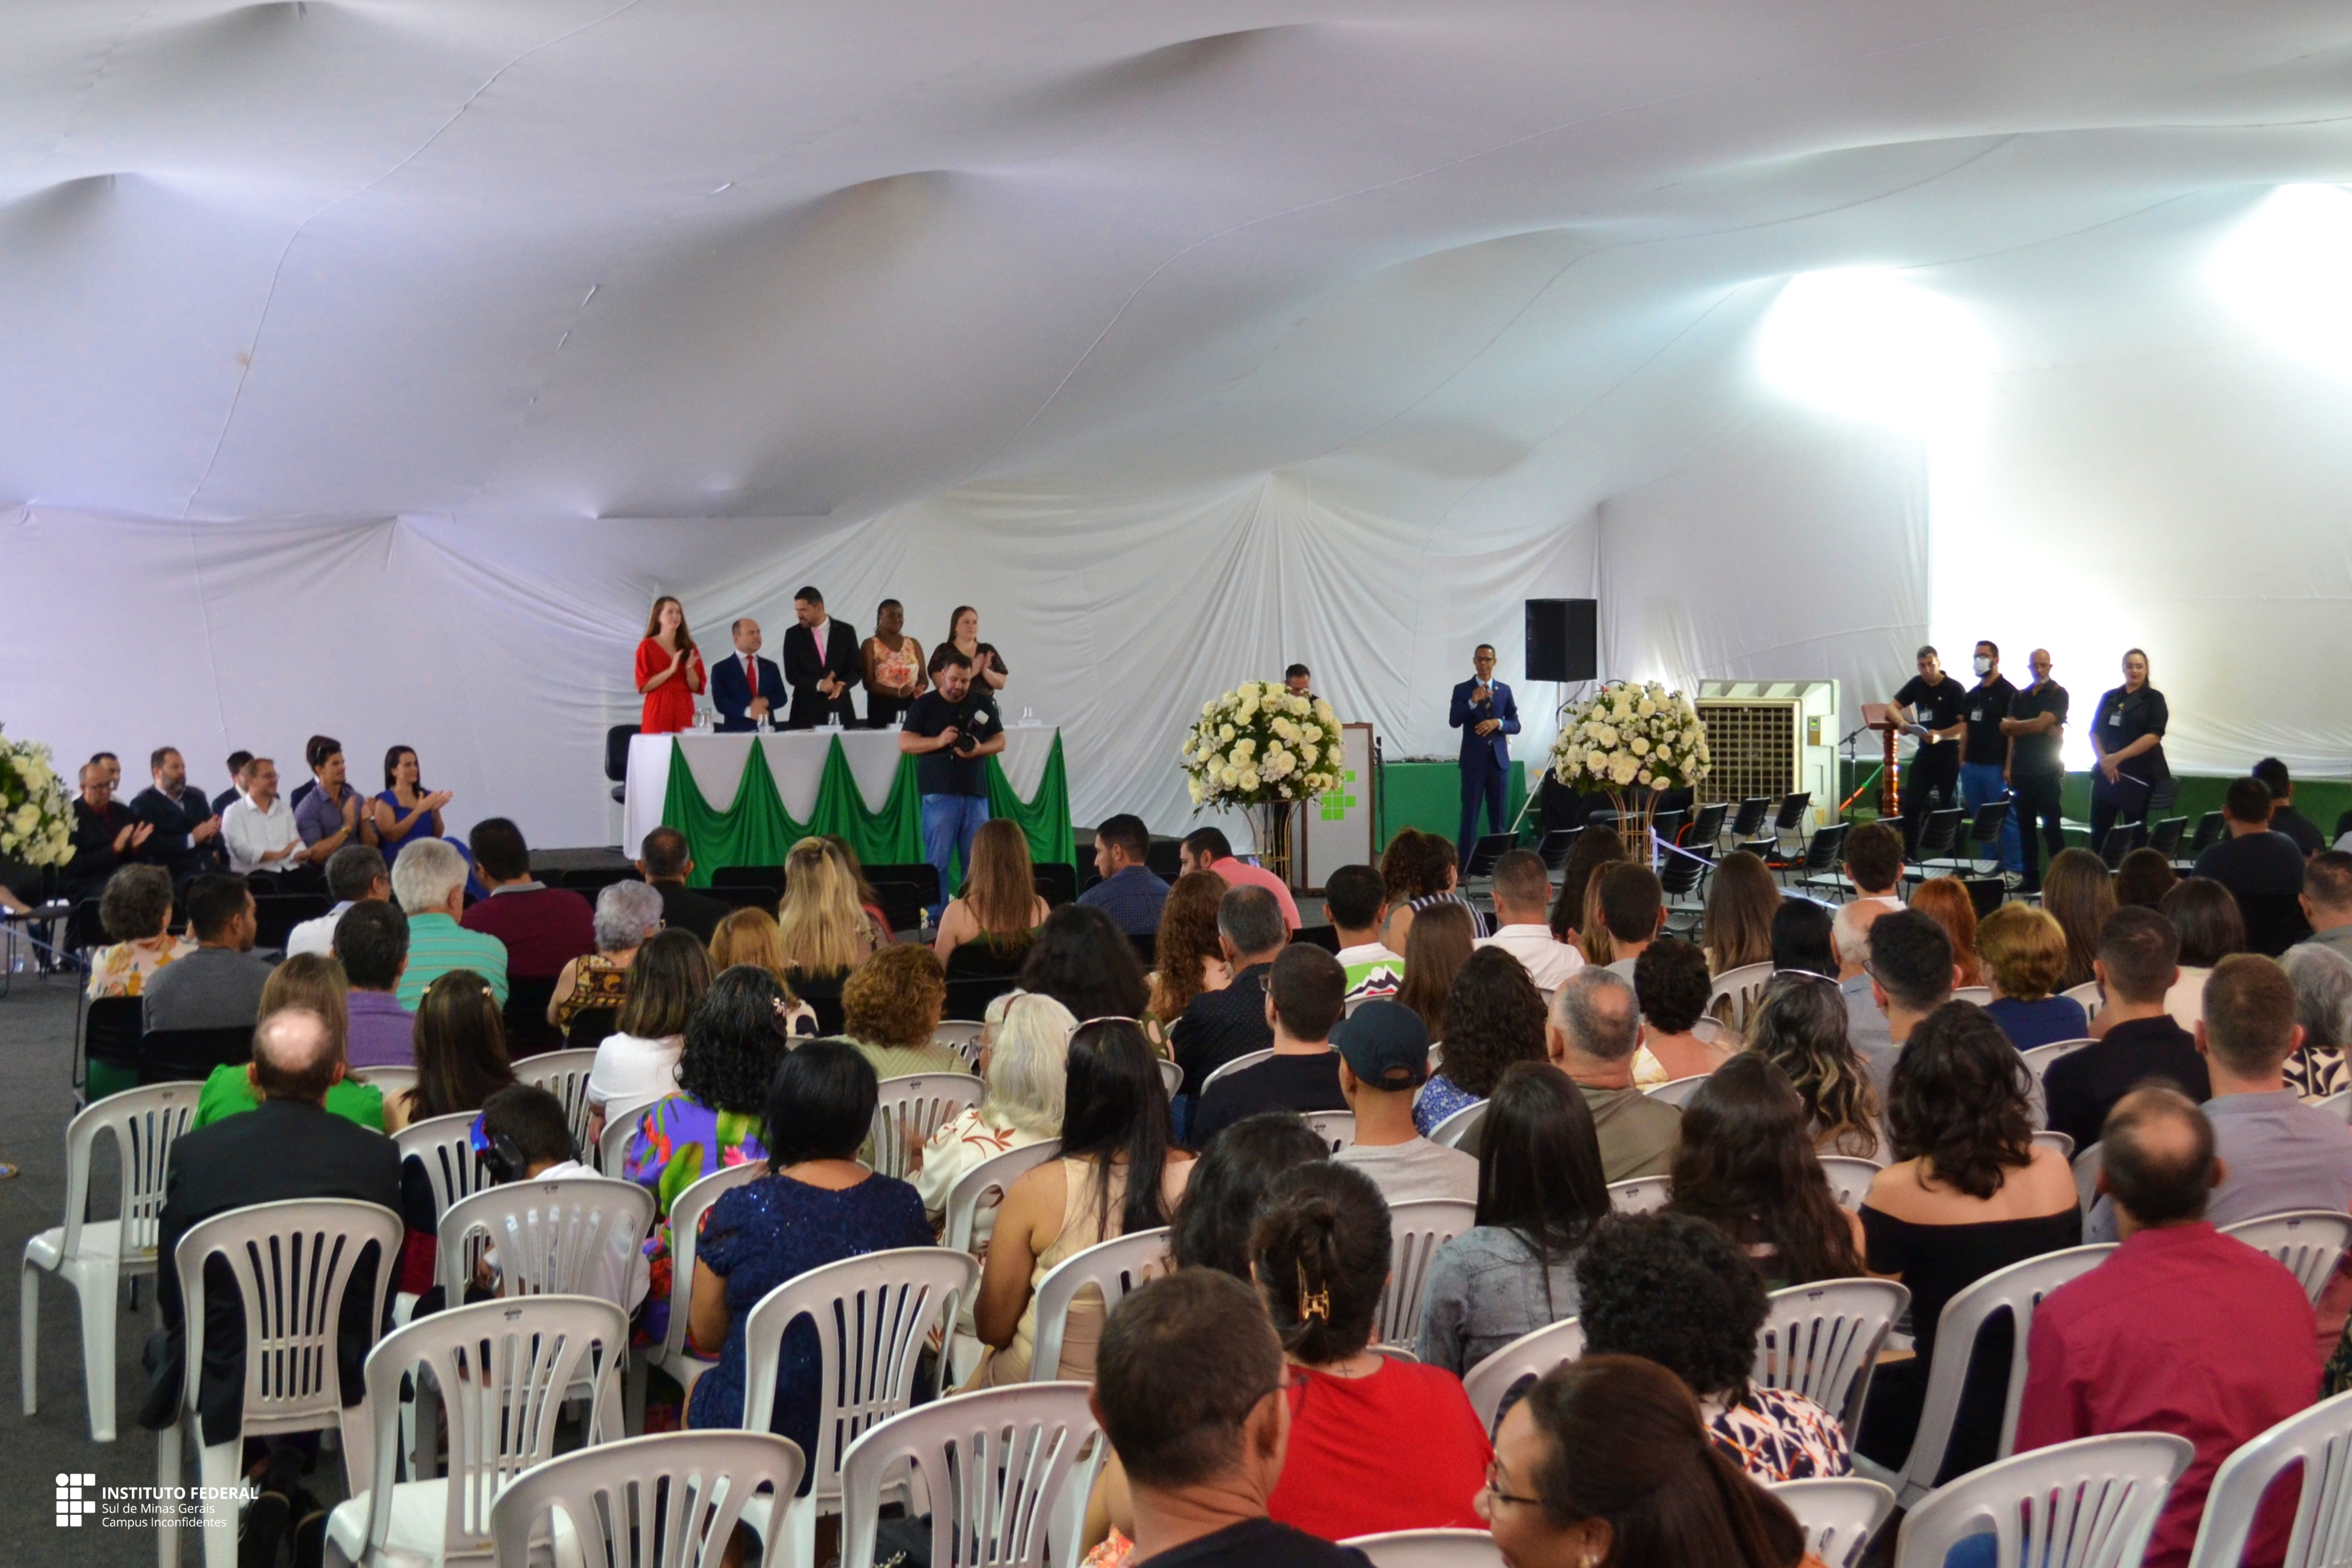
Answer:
1891;645;1968;855
1960;640;2021;876
2090;648;2173;854
2001;648;2070;894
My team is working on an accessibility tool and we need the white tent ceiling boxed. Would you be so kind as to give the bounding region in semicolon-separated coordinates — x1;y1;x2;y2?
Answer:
7;1;2352;844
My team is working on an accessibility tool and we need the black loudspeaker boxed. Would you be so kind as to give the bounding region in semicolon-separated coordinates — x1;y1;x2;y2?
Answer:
1525;598;1597;682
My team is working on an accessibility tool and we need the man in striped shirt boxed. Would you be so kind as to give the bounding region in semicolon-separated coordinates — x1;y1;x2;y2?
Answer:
392;837;508;1009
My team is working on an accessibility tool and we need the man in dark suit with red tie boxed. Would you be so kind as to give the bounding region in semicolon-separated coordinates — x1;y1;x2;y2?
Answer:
781;586;861;729
710;617;789;732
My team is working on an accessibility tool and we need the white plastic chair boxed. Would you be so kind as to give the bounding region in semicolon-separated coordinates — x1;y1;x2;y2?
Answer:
2185;1386;2352;1568
396;1110;491;1224
1462;1317;1584;1434
2031;1128;2074;1161
155;1198;404;1568
942;1141;1062;1257
2314;1088;2352;1124
1199;1047;1274;1094
933;1019;985;1068
871;1073;985;1182
1428;1098;1488;1151
1377;1199;1477;1350
1607;1176;1673;1214
489;1428;804;1568
2060;980;2103;1014
1818;1155;1886;1212
1690;1015;1737;1049
1645;1074;1710;1108
2073;1142;2105;1214
1302;1108;1356;1153
838;1381;1102;1568
1895;1431;2193;1568
20;1081;201;1441
1892;1243;2116;1504
1341;1529;1506;1568
325;1295;629;1566
1709;962;1777;1031
1952;985;1994;1006
434;1175;657;1309
642;1159;766;1417
349;1064;419;1100
1028;1228;1171;1383
2218;1209;2352;1305
1769;1477;1897;1568
737;1247;978;1568
515;1047;602;1157
1155;1057;1184;1100
1753;1278;1910;1434
596;1092;667;1177
2021;1039;2095;1129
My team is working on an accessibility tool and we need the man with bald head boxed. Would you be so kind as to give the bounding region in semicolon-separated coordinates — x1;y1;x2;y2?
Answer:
2000;647;2069;894
2017;1086;2317;1568
711;616;786;732
139;1007;402;1445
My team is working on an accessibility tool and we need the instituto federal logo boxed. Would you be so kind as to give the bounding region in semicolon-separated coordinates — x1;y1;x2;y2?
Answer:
56;1472;96;1527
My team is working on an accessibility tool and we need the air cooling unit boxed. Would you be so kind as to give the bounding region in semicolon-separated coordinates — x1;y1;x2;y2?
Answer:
1695;682;1840;832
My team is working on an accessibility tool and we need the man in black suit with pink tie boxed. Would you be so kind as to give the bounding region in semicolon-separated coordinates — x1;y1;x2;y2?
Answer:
782;585;861;728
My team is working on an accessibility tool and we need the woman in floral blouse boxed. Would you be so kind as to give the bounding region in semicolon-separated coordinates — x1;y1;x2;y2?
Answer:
85;864;194;999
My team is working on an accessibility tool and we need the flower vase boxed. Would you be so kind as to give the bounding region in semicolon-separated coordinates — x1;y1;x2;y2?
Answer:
1255;802;1295;890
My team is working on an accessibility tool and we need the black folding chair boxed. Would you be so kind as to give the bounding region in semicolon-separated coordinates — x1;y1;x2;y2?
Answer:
504;976;562;1059
711;865;787;891
1659;843;1716;935
2098;824;2139;871
1750;794;1813;865
711;883;782;911
2144;817;2188;863
565;1006;621;1053
943;974;1018;1022
1464;834;1519;878
1683;802;1728;849
1962;877;2006;918
865;863;943;910
1033;863;1079;908
1725;797;1771;847
868;880;926;936
1785;822;1850;894
1536;829;1581;871
2241;893;2313;958
2179;812;2225;870
1293;924;1342;954
1905;809;1970;879
252;894;331;951
137;1024;254;1085
83;995;144;1089
561;865;640;896
606;724;638;806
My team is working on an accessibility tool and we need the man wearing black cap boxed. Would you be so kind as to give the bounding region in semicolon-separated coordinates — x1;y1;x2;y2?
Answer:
1187;944;1348;1148
1332;1001;1478;1204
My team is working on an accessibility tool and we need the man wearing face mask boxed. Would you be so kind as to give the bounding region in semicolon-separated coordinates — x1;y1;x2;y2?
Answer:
1960;640;2023;878
1890;646;1967;856
2002;648;2071;895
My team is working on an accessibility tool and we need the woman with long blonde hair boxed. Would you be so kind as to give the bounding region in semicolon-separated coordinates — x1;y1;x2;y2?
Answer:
634;594;707;736
935;818;1050;962
775;836;876;978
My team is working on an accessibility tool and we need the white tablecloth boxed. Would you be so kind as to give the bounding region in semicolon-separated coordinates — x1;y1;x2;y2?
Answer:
623;728;1061;856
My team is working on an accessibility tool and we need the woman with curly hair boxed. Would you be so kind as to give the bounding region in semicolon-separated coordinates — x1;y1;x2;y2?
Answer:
2041;846;2115;992
1746;974;1882;1158
1377;827;1449;951
1857;1002;2078;1475
1701;851;1780;976
1548;823;1629;951
1395;900;1475;1042
1414;944;1547;1134
842;942;962;1078
1666;1055;1863;1289
1630;938;1736;1086
1577;1212;1851;1481
1145;870;1230;1026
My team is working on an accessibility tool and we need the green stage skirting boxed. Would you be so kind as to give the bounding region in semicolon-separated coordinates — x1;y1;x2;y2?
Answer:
659;732;1075;886
1378;760;1531;850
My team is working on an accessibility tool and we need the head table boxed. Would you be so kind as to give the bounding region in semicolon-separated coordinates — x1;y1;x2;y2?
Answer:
622;728;1072;883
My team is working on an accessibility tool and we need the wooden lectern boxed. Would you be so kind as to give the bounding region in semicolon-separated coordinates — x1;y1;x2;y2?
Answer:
1863;705;1901;819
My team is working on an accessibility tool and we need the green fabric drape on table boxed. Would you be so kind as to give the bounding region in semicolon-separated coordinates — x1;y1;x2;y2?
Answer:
660;733;1073;884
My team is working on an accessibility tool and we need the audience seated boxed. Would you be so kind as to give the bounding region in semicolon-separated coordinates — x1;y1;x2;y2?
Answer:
549;878;662;1029
384;968;518;1136
220;756;308;880
1548;968;1681;1180
633;825;730;944
2280;942;2352;1100
774;835;878;993
821;835;899;948
1857;1003;2080;1479
142;873;273;1034
1148;870;1234;1023
392;838;508;1008
1976;902;2088;1050
1830;886;1896;1071
1630;938;1735;1086
1325;863;1405;1006
1182;826;1303;932
1578;1212;1852;1481
1667;1055;1865;1289
1702;851;1781;977
85;863;194;1000
129;745;224;882
2042;846;2118;991
842;942;961;1078
2298;849;2352;966
476;1084;648;1310
1088;1269;1367;1568
1746;974;1884;1159
1253;1163;1491;1538
2254;756;2324;856
2047;907;2210;1153
286;843;390;959
1771;897;1838;979
1863;908;1961;1091
1076;814;1168;937
1477;850;1582;991
66;760;151;904
2194;775;2309;910
1594;863;1666;978
1908;877;1986;990
1021;901;1156;1029
702;907;821;1036
1546;823;1629;950
1191;945;1350;1147
1842;819;1907;915
1376;827;1464;951
192;952;384;1130
1330;1001;1476;1204
2115;846;2179;910
1170;1113;1332;1277
2019;1086;2319;1568
913;989;1074;1227
333;900;415;1069
935;817;1051;965
1173;887;1287;1098
976;1020;1192;1385
684;1040;932;1456
1414;946;1548;1136
291;735;370;871
1416;1061;1609;1374
1394;899;1475;1042
207;751;251;819
1477;1356;1815;1568
584;927;712;1135
459;817;594;977
2158;875;2244;1032
136;1007;402;1445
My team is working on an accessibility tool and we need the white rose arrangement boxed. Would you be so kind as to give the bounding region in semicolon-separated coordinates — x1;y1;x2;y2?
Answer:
0;726;75;867
1549;680;1712;802
1181;682;1344;808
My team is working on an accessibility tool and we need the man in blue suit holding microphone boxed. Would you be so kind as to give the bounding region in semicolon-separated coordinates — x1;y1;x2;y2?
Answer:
1449;643;1520;861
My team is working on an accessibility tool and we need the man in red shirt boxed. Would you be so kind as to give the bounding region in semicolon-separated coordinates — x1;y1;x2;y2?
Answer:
2014;1085;2317;1568
457;817;594;979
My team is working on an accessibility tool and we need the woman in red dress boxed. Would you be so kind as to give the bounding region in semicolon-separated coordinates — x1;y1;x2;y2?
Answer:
636;596;707;735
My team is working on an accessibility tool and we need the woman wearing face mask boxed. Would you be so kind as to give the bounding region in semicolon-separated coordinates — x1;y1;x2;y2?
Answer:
2088;648;2172;854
